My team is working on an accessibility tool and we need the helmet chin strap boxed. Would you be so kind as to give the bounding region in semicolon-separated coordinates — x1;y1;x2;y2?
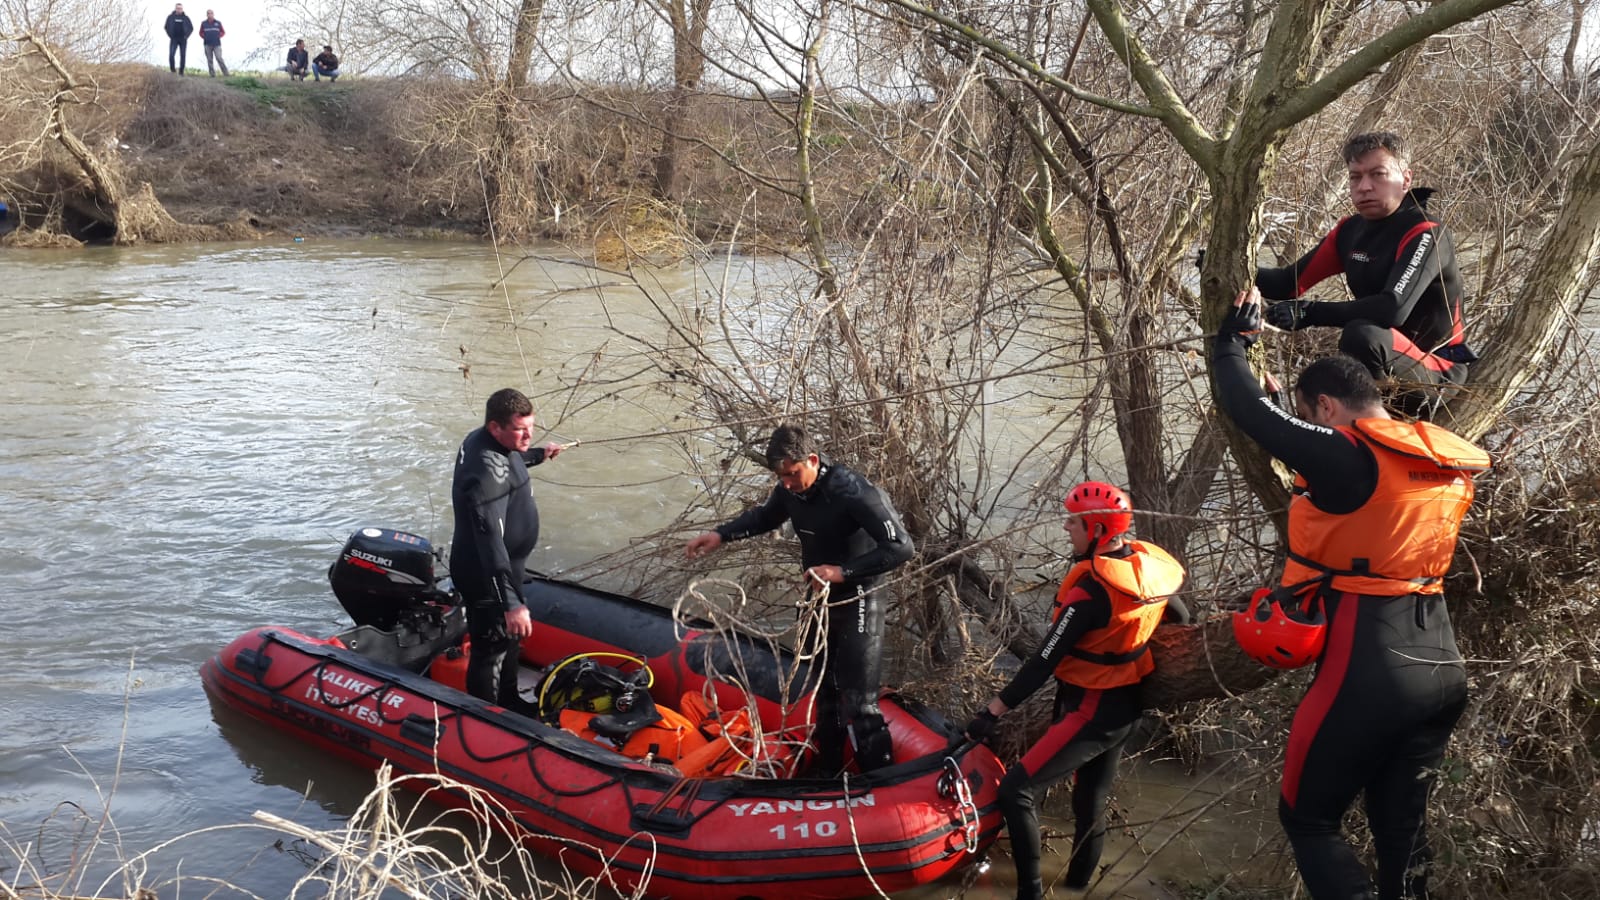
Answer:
1073;526;1107;562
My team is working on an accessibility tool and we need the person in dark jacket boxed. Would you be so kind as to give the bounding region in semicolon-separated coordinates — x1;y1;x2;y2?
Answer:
313;46;341;82
1254;131;1477;418
685;425;914;775
449;388;564;710
198;10;228;77
284;40;310;81
163;4;194;75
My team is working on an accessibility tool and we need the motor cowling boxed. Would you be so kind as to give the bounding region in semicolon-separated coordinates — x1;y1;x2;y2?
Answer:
329;528;441;630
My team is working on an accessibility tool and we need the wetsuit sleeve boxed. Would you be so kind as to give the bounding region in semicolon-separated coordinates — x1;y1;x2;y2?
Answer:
715;489;789;542
1255;222;1346;301
997;582;1112;709
836;480;915;580
1212;337;1377;514
1311;223;1443;329
460;449;522;610
524;447;547;466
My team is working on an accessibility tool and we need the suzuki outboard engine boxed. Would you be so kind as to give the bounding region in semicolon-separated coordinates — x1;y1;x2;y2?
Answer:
330;527;441;630
330;527;466;672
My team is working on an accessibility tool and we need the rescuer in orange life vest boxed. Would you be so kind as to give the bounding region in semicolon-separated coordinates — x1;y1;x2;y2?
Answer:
1215;286;1489;900
964;483;1189;898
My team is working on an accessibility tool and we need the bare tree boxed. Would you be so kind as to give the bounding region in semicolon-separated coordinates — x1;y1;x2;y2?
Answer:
0;0;144;62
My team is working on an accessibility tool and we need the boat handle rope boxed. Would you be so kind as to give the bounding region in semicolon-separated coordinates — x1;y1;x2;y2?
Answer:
938;755;980;854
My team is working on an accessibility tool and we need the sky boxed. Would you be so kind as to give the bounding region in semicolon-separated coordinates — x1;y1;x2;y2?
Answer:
140;0;275;71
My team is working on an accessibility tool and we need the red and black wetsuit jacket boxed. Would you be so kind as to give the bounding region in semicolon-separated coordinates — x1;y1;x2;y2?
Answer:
1256;190;1474;362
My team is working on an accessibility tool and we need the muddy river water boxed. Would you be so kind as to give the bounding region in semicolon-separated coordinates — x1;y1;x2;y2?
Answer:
0;239;1276;898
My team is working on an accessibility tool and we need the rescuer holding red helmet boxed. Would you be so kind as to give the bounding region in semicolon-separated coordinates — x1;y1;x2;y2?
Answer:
963;482;1188;898
1214;286;1489;900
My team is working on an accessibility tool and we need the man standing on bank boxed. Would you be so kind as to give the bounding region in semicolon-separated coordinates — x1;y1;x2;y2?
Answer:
450;388;564;711
964;483;1187;899
685;425;913;775
163;4;194;75
198;10;228;77
1255;132;1477;417
1215;287;1488;899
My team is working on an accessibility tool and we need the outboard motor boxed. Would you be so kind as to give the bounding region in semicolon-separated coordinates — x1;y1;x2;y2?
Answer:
329;527;441;629
330;527;466;672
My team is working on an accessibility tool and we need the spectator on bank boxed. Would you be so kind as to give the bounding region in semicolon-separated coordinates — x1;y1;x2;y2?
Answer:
163;3;193;75
199;9;229;77
284;39;309;81
312;46;341;82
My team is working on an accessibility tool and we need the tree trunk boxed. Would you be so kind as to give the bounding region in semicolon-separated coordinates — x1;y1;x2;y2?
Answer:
484;0;544;237
1440;134;1600;439
653;0;712;201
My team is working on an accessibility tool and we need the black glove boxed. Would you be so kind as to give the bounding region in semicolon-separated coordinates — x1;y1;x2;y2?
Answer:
1218;297;1265;348
1265;300;1314;331
964;709;999;742
1193;248;1205;271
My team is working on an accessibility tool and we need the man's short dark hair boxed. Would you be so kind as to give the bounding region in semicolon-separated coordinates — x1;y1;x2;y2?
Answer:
764;424;816;469
1295;356;1382;410
1341;131;1408;167
484;388;533;426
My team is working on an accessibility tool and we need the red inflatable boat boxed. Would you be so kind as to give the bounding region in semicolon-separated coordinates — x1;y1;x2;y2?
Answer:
201;528;1005;899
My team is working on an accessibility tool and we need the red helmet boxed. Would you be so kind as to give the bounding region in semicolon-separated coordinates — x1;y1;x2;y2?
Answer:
1232;588;1326;669
1064;481;1134;539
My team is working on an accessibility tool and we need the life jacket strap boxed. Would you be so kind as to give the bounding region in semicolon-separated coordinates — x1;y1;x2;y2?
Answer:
1286;550;1442;588
1066;643;1148;666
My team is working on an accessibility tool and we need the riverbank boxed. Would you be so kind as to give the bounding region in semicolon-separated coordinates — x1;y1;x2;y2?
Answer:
0;62;853;248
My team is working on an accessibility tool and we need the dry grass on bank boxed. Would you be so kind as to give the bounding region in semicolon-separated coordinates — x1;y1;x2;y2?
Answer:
0;60;887;246
2;763;624;900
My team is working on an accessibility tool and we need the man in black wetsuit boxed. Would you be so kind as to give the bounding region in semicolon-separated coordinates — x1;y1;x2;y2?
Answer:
1256;132;1477;417
450;388;563;710
963;482;1189;899
1215;288;1489;900
685;425;914;775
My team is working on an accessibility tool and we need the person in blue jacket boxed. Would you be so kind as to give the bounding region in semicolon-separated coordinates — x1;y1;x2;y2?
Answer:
198;10;228;77
284;40;310;81
163;4;194;74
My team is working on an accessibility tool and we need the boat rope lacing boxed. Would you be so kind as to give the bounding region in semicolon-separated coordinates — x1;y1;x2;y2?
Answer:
938;754;981;854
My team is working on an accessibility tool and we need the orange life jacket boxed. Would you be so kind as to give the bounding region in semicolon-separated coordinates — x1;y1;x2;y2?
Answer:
1051;540;1186;689
1283;418;1489;597
559;705;708;762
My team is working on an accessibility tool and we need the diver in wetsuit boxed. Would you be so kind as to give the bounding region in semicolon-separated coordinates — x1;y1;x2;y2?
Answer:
1255;131;1477;418
1215;288;1488;899
450;388;563;709
685;424;914;775
964;482;1189;899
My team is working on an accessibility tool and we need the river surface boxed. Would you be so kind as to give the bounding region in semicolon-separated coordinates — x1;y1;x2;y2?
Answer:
0;239;1272;898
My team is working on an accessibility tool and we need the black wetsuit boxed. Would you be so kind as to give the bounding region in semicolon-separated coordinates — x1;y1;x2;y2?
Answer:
1214;336;1469;900
449;427;549;708
993;550;1189;897
715;457;914;773
1257;190;1474;416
